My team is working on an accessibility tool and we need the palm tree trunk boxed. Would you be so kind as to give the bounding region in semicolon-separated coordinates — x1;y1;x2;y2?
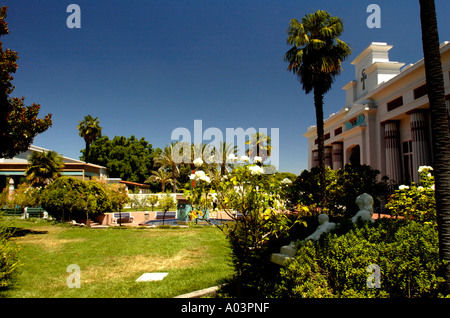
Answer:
419;0;450;290
314;87;327;208
85;141;90;163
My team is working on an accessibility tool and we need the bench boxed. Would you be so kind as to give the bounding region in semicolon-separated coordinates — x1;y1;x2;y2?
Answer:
155;211;177;220
1;208;23;217
24;207;48;218
112;212;134;224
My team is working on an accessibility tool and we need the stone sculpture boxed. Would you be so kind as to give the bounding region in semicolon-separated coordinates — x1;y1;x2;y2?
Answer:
271;193;376;266
305;214;336;241
351;193;374;223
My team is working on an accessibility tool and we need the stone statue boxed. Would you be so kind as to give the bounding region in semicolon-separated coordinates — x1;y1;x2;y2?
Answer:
305;214;336;241
274;214;336;262
351;193;374;223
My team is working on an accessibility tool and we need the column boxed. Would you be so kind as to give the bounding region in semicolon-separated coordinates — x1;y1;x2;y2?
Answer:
312;150;319;168
410;111;431;184
384;121;402;184
332;143;344;170
324;147;333;168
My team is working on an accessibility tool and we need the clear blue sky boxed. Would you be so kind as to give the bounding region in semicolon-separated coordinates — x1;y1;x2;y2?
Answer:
2;0;450;174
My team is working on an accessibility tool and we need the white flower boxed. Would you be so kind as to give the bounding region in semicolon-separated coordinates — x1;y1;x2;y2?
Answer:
195;170;206;179
227;154;237;162
418;166;433;173
417;186;424;192
253;156;262;163
431;184;435;191
248;165;264;175
427;173;432;178
399;185;410;190
240;155;250;162
281;178;293;185
193;158;203;167
192;170;211;183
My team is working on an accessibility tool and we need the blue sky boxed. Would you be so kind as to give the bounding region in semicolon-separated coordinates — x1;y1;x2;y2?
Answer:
2;0;450;174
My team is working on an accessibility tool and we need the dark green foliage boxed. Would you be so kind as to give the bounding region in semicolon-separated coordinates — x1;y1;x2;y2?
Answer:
40;177;111;221
0;222;20;290
0;6;52;159
275;219;447;298
288;164;391;218
81;135;158;184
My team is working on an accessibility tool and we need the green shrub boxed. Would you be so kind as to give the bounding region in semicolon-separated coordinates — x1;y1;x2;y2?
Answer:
385;166;436;225
0;225;20;290
39;177;112;221
275;219;446;298
276;240;333;298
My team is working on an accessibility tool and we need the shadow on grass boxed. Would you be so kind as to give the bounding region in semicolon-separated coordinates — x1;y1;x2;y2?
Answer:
5;227;48;238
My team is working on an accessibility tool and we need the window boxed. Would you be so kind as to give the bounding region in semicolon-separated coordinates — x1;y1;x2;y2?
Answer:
387;96;403;112
324;133;331;140
334;127;342;136
402;140;413;185
413;84;427;99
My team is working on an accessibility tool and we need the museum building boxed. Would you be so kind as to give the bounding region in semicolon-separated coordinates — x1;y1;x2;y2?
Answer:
304;41;450;185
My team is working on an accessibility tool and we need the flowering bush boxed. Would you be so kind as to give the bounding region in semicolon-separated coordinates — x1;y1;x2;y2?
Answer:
185;157;302;296
385;166;436;225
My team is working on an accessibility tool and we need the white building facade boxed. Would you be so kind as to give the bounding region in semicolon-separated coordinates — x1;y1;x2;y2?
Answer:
304;42;450;185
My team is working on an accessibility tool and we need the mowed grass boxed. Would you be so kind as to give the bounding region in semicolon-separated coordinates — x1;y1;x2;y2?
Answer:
1;218;233;298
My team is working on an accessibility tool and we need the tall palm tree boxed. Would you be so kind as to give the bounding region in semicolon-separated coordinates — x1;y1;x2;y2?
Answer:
155;143;180;193
145;167;176;193
284;10;351;207
219;141;238;176
419;0;450;290
25;150;64;187
245;132;272;164
77;115;102;163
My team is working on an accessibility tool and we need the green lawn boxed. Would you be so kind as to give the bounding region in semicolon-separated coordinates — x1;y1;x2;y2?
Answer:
1;218;233;298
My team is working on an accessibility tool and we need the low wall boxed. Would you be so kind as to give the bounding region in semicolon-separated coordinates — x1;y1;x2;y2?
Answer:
96;210;236;227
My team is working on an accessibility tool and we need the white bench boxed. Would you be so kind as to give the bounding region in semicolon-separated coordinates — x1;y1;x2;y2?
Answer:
112;212;134;224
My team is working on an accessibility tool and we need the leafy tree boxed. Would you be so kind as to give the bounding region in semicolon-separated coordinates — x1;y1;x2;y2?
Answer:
39;177;112;222
25;150;64;187
158;194;176;225
419;0;450;290
284;10;351;207
77;115;102;163
82;135;158;183
0;6;52;158
147;194;159;211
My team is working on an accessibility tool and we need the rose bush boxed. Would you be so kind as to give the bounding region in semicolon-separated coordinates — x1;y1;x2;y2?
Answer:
385;166;436;225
